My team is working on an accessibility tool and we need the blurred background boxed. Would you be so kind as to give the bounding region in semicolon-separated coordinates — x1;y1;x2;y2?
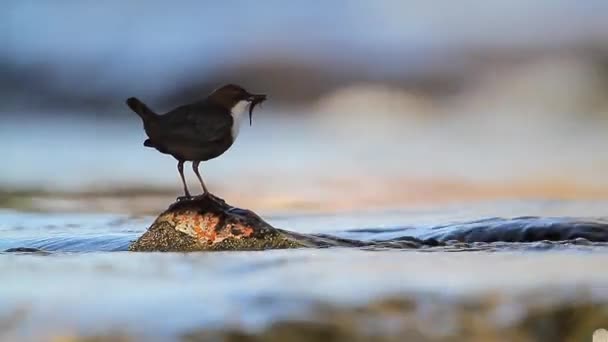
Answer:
2;0;608;214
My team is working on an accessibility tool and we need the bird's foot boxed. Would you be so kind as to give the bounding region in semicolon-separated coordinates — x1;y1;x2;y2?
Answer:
176;195;193;202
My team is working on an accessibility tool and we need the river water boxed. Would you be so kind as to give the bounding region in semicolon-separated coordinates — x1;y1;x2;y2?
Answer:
1;200;608;341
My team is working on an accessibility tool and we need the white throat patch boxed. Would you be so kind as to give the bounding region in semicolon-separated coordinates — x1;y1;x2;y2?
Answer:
230;100;249;139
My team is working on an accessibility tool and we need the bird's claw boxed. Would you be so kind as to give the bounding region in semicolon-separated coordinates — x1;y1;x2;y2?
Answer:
176;192;226;205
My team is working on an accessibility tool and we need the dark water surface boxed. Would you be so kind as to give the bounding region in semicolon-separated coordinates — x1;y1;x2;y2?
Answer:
1;201;608;341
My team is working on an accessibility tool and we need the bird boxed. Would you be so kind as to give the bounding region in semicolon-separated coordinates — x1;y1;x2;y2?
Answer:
126;84;267;199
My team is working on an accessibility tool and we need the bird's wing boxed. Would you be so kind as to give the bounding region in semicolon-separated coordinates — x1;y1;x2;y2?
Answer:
153;102;233;145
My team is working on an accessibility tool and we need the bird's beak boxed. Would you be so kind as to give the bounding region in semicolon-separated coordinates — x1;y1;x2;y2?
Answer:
248;94;267;102
247;94;267;126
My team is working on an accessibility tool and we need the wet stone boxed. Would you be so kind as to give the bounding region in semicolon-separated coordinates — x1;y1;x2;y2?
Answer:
128;195;439;252
129;194;304;252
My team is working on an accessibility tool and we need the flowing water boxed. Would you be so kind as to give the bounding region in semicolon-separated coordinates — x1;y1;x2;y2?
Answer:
1;200;608;341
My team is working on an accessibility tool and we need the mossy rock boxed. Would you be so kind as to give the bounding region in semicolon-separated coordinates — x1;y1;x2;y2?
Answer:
129;194;304;252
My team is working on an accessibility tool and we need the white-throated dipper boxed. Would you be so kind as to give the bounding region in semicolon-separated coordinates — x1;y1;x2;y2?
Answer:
126;84;267;198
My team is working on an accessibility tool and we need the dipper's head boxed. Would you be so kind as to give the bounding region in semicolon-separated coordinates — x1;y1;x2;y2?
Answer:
209;84;266;126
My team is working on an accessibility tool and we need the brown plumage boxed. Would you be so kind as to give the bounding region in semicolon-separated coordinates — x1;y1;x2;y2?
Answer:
126;84;266;198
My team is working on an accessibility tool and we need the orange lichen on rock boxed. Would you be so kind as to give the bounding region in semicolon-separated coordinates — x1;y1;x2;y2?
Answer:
167;211;220;243
234;224;254;237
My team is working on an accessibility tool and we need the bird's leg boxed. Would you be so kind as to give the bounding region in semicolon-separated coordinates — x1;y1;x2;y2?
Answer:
192;161;210;196
177;160;192;200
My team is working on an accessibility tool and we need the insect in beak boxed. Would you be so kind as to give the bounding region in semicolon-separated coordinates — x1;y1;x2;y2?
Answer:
247;94;267;126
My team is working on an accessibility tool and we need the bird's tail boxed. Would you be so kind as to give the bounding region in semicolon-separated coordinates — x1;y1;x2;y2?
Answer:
126;97;157;122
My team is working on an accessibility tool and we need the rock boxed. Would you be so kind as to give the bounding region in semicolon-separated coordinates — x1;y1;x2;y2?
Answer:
129;194;439;252
129;194;305;252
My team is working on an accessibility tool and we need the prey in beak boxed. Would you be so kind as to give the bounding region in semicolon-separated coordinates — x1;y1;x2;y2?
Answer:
247;94;267;126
